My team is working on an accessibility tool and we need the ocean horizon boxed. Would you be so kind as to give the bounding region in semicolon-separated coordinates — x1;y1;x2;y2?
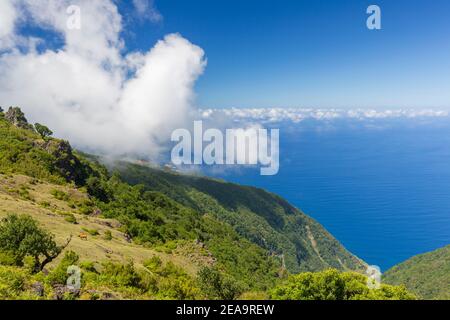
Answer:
199;115;450;271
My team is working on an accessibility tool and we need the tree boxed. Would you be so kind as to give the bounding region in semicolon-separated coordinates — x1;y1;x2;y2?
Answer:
86;176;110;202
270;269;416;300
34;123;53;139
0;214;71;273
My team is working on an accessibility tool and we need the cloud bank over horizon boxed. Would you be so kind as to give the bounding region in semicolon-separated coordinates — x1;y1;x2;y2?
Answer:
0;1;448;161
199;107;450;125
0;0;206;159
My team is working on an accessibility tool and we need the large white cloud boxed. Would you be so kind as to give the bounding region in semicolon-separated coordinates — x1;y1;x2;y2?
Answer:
0;0;206;159
0;0;15;36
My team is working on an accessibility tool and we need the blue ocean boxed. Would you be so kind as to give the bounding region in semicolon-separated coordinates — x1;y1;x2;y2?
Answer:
202;117;450;271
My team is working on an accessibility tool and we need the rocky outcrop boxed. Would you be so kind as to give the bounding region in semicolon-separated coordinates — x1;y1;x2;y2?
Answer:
43;139;93;186
5;107;34;130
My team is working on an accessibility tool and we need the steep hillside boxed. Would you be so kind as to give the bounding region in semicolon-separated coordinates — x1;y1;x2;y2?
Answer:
116;163;366;273
383;245;450;300
0;107;373;299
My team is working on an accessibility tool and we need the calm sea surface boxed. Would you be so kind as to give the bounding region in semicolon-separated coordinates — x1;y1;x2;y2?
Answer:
204;118;450;270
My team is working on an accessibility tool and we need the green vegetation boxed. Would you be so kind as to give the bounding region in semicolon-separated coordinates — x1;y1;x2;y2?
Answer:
81;227;99;236
0;214;70;272
0;108;422;300
115;163;365;274
34;123;53;139
271;269;416;300
383;245;450;300
103;230;113;241
0;249;202;300
63;213;77;224
198;266;244;300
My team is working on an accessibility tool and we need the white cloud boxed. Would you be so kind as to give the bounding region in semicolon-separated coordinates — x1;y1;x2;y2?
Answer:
0;0;206;159
0;0;17;48
199;108;450;125
132;0;163;23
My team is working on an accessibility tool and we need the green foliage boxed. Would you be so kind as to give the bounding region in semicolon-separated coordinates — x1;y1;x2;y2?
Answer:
0;116;93;185
64;213;77;224
98;176;202;245
0;266;28;299
50;189;70;201
0;214;64;272
34;123;53;139
86;176;110;202
46;251;79;285
100;261;142;288
117;163;365;274
81;228;99;236
8;185;34;201
0;251;16;266
383;245;450;300
197;266;244;300
103;230;113;241
142;256;200;299
270;269;416;300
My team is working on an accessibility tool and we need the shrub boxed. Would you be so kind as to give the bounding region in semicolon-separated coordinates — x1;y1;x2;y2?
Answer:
46;251;79;285
50;189;70;201
270;269;416;300
0;266;27;299
64;214;77;224
81;228;99;236
101;261;142;288
197;266;243;300
103;230;113;241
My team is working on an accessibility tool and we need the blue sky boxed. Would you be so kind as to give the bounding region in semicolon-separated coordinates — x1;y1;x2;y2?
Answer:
119;0;450;109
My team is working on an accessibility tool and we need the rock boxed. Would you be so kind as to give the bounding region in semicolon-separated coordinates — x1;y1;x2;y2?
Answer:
53;284;66;300
31;282;44;297
96;219;121;229
90;208;102;217
5;107;33;130
194;239;205;248
124;234;132;243
53;284;80;300
101;292;117;300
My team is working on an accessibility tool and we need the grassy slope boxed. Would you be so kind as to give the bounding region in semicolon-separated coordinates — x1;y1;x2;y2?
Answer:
383;245;450;300
0;174;208;275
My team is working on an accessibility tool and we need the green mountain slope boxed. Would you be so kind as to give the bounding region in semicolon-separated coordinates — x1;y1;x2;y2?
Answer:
0;107;371;299
383;245;450;300
116;163;366;273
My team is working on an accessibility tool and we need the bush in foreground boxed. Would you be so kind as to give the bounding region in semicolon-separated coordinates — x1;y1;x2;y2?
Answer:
270;269;416;300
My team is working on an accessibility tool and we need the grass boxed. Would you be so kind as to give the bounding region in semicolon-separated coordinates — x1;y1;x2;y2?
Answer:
0;174;208;275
